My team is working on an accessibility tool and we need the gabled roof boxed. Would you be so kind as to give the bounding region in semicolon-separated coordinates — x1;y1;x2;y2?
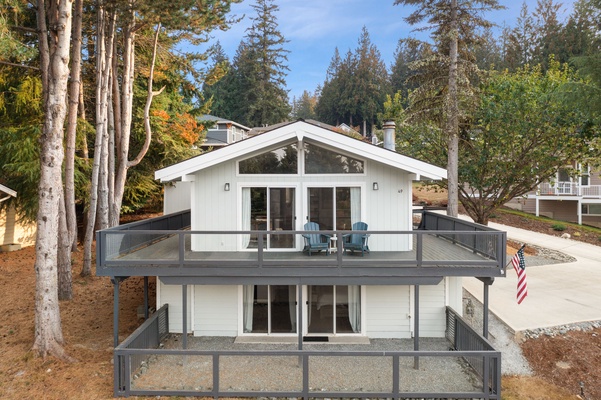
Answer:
155;120;447;182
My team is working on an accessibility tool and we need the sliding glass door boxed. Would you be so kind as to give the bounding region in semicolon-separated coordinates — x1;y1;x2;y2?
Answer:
307;186;361;230
243;187;295;249
243;285;297;333
306;285;361;334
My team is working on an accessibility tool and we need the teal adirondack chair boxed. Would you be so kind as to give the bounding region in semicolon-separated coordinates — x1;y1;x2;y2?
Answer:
302;222;331;256
343;221;370;256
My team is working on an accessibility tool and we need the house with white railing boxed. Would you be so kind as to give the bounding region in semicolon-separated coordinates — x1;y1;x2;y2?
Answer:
506;163;601;227
199;114;252;149
97;120;506;399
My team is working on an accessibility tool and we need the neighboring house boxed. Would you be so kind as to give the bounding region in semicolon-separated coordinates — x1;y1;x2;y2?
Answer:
199;115;251;149
0;184;35;251
506;163;601;227
97;120;507;398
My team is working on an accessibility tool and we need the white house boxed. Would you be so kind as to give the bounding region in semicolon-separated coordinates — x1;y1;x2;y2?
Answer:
152;120;493;339
506;163;601;227
97;120;506;397
199;114;252;149
0;184;35;251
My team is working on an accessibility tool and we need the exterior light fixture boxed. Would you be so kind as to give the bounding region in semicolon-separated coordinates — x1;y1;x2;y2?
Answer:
224;183;230;191
373;182;379;191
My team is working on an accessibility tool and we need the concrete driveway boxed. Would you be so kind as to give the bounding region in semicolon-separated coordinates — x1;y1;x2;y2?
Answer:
463;220;601;332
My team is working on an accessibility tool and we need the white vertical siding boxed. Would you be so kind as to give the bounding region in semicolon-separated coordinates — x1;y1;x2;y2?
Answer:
194;285;238;336
419;283;446;338
191;163;238;251
365;285;411;339
364;161;412;251
163;181;192;214
158;280;192;333
446;277;463;314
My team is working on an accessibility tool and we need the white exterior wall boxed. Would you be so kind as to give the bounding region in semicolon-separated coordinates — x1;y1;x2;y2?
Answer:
189;156;414;252
0;205;36;247
157;280;192;334
163;181;192;214
365;285;411;339
418;283;447;338
193;285;238;336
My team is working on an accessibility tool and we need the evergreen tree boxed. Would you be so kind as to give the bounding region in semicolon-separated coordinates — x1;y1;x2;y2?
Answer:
502;2;535;71
202;42;235;118
559;0;598;62
315;28;388;135
390;38;431;100
291;90;318;120
394;0;503;217
353;27;389;135
532;0;564;70
315;48;343;126
243;0;291;127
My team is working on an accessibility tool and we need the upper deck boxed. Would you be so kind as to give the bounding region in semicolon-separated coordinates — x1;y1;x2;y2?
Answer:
96;210;507;284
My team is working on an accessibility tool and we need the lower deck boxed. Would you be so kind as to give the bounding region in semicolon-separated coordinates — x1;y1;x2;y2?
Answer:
131;336;482;395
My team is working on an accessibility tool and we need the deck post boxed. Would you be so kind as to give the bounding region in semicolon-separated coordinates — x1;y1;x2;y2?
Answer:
483;281;489;339
182;284;187;349
112;278;120;347
413;284;420;369
144;276;149;319
298;284;303;351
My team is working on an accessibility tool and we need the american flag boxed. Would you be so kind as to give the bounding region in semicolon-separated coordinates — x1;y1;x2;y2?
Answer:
512;246;528;304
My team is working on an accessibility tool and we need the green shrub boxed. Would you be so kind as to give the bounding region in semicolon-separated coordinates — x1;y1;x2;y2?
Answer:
551;223;567;231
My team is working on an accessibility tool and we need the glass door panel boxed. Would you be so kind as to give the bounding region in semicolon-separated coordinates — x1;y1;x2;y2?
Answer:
244;285;297;334
246;187;295;249
308;188;333;229
306;285;361;335
307;285;334;334
269;188;295;249
248;188;267;249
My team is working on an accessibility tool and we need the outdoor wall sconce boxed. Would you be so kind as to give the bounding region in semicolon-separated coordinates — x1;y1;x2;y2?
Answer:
224;183;230;191
372;182;379;191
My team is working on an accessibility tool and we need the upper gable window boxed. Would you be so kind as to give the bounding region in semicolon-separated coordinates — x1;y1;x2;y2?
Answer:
304;142;364;174
238;144;298;174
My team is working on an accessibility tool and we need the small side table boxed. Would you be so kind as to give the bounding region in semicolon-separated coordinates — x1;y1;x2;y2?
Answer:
329;236;338;253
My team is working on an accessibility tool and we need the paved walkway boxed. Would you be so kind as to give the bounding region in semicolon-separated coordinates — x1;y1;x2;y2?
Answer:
462;218;601;332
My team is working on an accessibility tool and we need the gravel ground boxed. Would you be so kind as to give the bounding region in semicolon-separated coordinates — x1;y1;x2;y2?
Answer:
132;336;484;394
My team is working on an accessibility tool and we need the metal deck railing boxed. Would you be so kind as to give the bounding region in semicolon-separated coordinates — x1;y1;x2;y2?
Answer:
114;305;501;399
96;210;507;280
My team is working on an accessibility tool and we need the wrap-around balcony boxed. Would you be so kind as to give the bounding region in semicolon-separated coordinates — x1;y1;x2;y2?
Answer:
96;210;507;282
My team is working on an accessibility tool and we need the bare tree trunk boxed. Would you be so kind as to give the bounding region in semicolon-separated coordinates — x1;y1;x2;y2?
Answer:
110;21;163;227
446;0;460;218
111;10;136;227
57;194;72;300
82;4;115;276
79;80;89;159
33;0;74;360
64;0;83;252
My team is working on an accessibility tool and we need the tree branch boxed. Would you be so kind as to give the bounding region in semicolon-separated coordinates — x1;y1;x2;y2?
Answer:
128;22;162;168
0;60;40;71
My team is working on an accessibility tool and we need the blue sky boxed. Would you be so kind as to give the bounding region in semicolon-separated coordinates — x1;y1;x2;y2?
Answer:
201;0;576;101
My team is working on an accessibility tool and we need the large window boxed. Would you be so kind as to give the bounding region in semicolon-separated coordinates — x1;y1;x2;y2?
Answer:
239;144;298;174
304;142;364;174
582;204;601;215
